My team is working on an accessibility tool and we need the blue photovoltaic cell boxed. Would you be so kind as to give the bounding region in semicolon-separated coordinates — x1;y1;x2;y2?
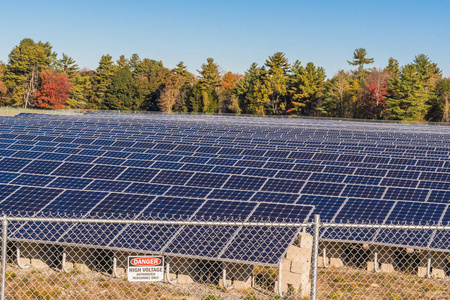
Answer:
251;192;299;203
37;152;69;161
383;187;429;202
164;186;211;198
292;164;325;172
309;173;346;183
150;161;183;170
141;196;205;219
0;158;31;172
124;183;170;195
116;167;158;182
0;149;17;157
0;184;20;199
380;178;419;188
195;200;257;219
297;195;345;221
301;182;345;196
386;170;421;180
223;175;266;191
375;201;446;247
48;177;92;189
428;190;450;204
0;172;19;183
65;155;96;163
10;174;56;187
341;185;386;199
84;165;126;180
85;180;131;192
211;166;245;174
354;168;387;177
89;193;155;217
20;160;63;175
186;173;229;188
344;175;382;185
207;189;254;201
275;170;310;181
0;187;63;212
250;203;313;221
41;190;108;214
93;157;125;166
52;162;93;177
151;170;193;185
243;168;277;177
420;172;450;182
261;179;304;193
334;198;394;223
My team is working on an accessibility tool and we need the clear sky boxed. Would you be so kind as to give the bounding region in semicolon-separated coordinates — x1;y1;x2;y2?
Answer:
0;0;449;78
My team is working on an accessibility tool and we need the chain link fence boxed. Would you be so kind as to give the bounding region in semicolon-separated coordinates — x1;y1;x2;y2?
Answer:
0;213;448;299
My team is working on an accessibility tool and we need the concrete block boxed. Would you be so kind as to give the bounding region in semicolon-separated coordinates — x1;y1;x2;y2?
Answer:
64;262;74;270
417;266;427;278
290;259;310;274
297;232;313;249
177;274;194;284
381;263;394;273
74;263;90;273
432;268;445;278
18;257;31;267
115;267;125;276
285;246;311;261
233;277;251;289
363;244;369;250
318;256;329;268
367;261;375;272
406;248;414;254
31;259;48;269
329;258;343;268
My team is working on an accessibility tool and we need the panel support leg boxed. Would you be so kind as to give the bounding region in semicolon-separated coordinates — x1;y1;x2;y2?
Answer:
165;262;177;284
16;248;30;269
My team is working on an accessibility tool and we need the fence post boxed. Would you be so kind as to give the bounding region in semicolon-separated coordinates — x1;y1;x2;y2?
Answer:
1;215;7;300
310;214;320;300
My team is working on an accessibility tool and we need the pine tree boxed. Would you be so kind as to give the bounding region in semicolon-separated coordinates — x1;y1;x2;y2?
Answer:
105;67;135;110
92;54;117;108
385;57;400;77
198;58;221;112
54;53;78;77
264;52;290;114
387;64;429;121
347;48;374;81
289;62;325;115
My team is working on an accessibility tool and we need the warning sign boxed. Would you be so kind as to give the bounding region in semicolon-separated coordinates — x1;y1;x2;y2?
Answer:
127;256;164;282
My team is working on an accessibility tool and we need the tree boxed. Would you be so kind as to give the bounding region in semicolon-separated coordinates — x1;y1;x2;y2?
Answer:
67;69;94;109
4;38;55;108
361;69;390;118
54;53;78;77
34;69;72;109
413;54;442;92
385;57;400;77
320;70;352;117
264;52;290;114
426;78;450;122
198;58;221;112
387;64;429;121
0;62;7;102
219;72;242;113
289;62;325;115
347;48;374;81
105;66;136;110
91;54;117;108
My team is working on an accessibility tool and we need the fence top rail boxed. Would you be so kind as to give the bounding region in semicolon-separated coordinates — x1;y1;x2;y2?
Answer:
3;216;450;230
4;217;314;227
321;222;450;230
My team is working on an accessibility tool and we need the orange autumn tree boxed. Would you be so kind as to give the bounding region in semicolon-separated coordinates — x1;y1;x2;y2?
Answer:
219;71;242;113
35;69;72;109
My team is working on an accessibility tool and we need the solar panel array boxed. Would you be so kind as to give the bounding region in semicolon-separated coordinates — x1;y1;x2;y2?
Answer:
0;113;450;264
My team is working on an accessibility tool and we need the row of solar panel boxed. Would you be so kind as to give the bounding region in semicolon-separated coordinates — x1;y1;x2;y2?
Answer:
1;183;449;256
2;128;450;157
2;138;450;177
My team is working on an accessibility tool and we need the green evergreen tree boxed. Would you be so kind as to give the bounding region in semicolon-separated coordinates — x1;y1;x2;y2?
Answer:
289;62;325;115
198;58;221;112
387;64;429;121
347;48;374;81
54;53;78;77
264;52;290;114
91;54;117;108
385;57;400;77
105;67;135;110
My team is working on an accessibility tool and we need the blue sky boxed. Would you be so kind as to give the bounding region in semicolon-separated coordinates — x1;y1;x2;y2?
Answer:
1;0;449;77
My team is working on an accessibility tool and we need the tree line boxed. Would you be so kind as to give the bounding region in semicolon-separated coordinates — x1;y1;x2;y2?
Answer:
0;38;449;122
